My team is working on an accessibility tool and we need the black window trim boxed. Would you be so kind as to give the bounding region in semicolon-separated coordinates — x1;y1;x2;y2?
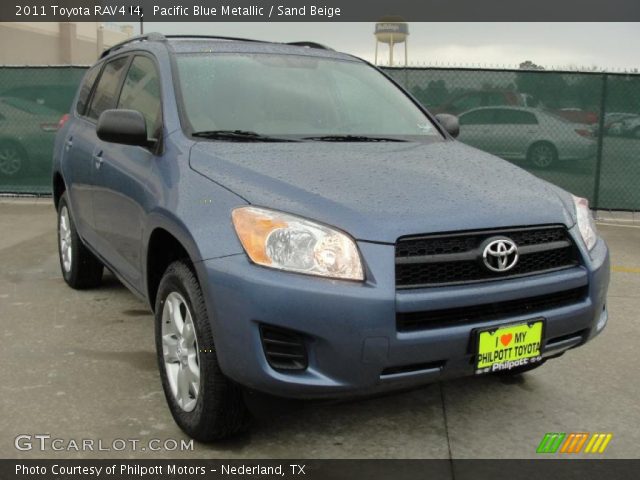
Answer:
494;109;539;126
75;63;102;117
78;50;164;154
460;108;498;126
115;52;165;149
114;50;165;155
80;52;132;125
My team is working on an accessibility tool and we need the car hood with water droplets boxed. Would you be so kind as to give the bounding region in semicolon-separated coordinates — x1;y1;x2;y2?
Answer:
190;140;575;243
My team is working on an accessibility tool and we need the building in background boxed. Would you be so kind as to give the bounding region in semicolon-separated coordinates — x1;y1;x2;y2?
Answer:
0;22;133;65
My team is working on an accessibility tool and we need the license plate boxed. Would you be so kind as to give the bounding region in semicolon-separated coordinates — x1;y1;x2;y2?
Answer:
475;320;544;374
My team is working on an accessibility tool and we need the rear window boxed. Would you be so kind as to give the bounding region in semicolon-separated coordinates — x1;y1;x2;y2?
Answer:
76;64;101;116
86;57;129;121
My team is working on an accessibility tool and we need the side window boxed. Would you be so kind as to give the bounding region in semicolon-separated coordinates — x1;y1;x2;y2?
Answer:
117;56;162;139
495;110;538;125
86;56;129;121
459;109;495;126
76;64;101;115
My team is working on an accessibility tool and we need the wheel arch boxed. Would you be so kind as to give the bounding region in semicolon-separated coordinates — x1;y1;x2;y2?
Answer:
145;219;203;312
52;171;66;210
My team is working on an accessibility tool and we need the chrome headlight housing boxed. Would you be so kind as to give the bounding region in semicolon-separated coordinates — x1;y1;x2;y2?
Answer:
231;206;364;281
572;195;598;250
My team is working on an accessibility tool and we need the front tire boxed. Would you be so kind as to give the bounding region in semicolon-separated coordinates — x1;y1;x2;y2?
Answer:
0;141;27;177
155;260;250;441
527;142;557;169
57;192;104;289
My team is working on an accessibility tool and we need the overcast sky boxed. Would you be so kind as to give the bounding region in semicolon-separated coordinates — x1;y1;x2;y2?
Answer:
136;22;639;70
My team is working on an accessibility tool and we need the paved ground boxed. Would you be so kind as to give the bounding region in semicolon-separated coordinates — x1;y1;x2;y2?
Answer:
1;199;639;459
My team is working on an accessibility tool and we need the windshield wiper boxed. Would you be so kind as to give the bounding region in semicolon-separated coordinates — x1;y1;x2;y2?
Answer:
302;135;408;142
191;130;297;142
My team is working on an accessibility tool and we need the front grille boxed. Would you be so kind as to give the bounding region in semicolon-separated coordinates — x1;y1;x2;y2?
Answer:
395;225;580;288
260;325;308;371
396;287;588;331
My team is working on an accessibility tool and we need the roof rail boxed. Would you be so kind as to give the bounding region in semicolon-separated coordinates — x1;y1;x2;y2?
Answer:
100;32;166;59
287;41;333;51
164;34;268;44
100;33;334;59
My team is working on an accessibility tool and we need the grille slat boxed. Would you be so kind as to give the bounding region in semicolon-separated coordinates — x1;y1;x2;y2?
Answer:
395;226;579;288
397;287;588;331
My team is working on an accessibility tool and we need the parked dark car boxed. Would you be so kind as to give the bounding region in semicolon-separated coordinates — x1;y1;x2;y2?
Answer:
1;84;77;114
0;97;59;177
53;34;610;441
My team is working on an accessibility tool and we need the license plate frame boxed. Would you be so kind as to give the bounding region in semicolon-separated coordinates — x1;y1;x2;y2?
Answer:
474;319;545;374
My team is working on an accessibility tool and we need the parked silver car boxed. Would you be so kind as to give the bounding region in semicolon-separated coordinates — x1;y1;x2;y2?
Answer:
458;106;596;168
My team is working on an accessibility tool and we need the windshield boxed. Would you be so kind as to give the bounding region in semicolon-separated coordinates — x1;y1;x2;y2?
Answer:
175;53;441;140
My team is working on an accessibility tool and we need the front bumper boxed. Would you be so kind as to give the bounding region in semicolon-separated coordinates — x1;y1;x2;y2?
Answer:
195;225;609;399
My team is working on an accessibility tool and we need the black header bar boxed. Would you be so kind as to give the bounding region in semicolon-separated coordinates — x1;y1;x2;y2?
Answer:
3;0;640;22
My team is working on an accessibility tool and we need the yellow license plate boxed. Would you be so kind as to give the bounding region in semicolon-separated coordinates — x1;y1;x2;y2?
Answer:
475;320;544;373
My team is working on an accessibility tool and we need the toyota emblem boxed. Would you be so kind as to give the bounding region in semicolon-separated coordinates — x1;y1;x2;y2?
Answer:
482;237;519;272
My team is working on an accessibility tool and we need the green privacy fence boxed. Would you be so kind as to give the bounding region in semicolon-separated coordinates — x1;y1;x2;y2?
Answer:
0;66;87;194
0;65;639;210
383;67;640;211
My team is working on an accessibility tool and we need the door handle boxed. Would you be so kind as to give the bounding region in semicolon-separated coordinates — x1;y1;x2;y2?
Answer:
93;151;103;169
65;137;73;151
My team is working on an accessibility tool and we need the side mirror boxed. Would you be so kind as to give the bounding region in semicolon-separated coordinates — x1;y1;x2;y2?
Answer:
97;109;150;147
435;113;460;138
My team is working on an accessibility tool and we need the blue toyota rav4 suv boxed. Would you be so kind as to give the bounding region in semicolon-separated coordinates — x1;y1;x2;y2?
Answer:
53;33;610;441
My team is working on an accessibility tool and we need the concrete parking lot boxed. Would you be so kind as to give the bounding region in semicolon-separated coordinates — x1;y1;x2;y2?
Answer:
1;199;639;459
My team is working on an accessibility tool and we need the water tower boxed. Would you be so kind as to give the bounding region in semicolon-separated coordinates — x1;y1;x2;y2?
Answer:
374;18;409;66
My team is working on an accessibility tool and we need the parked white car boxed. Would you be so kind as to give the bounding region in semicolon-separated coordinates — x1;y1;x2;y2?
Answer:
618;116;640;138
458;106;596;168
602;112;640;136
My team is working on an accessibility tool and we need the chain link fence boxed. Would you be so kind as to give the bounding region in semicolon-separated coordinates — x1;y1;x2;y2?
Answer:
0;65;638;211
384;67;640;211
0;66;87;194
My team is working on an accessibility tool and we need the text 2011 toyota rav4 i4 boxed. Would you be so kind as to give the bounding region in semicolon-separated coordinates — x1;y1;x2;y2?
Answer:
53;34;610;441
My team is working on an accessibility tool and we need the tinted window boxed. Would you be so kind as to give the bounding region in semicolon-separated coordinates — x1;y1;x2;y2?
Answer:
117;56;162;139
459;109;495;125
76;65;101;115
494;110;538;125
87;57;129;121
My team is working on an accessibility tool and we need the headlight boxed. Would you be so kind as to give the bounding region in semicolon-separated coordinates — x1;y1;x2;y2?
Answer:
231;206;364;281
572;195;598;250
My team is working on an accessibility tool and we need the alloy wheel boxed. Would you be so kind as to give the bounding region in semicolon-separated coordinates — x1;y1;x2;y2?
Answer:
0;145;23;176
531;144;554;168
59;206;72;273
161;291;201;412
